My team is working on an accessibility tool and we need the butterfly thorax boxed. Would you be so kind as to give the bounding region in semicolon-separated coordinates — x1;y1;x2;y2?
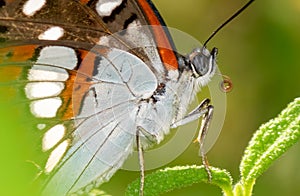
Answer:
133;46;217;147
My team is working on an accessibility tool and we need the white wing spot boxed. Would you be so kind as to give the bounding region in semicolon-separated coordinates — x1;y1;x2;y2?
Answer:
28;46;78;81
30;98;62;118
45;140;69;173
38;26;65;40
42;124;66;151
22;0;46;16
36;46;78;69
96;0;122;16
25;82;64;99
28;66;69;81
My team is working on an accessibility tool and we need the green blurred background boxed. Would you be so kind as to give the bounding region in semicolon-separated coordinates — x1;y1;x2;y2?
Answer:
1;0;300;195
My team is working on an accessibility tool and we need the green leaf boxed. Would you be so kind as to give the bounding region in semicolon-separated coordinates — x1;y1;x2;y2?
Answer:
233;180;255;196
125;165;233;196
239;97;300;184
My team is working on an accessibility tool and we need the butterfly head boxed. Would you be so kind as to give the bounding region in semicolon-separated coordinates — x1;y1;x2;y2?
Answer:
181;47;217;87
189;47;217;78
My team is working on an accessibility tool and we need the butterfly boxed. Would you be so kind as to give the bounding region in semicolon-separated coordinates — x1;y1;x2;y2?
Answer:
0;0;223;195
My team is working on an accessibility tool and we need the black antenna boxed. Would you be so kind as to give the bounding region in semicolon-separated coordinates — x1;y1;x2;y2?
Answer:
203;0;255;47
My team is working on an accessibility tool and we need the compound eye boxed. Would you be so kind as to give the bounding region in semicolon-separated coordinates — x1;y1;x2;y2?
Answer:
191;53;210;76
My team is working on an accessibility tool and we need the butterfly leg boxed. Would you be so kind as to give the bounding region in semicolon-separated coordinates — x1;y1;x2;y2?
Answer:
196;100;214;182
136;126;145;196
171;98;214;181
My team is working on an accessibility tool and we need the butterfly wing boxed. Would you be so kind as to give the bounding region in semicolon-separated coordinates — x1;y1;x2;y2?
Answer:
0;0;174;194
0;43;158;195
41;45;157;195
0;0;177;75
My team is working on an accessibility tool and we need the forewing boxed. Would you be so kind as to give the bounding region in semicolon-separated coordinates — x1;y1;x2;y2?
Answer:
0;0;171;75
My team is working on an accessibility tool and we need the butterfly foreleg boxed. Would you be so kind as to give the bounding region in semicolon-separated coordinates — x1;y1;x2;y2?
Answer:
171;98;214;181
